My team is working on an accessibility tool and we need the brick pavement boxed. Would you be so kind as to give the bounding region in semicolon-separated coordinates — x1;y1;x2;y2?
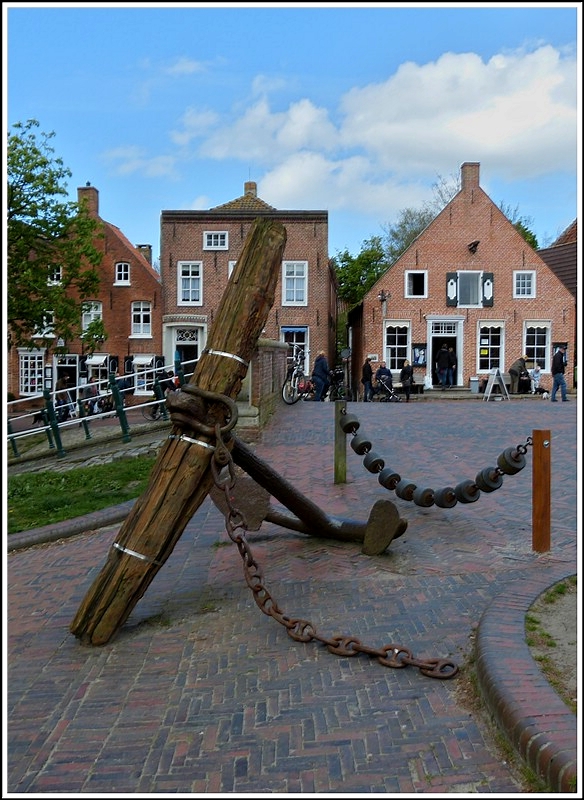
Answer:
6;398;578;794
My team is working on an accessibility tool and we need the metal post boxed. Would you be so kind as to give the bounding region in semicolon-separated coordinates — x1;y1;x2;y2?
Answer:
43;389;66;457
108;373;131;443
153;378;169;420
532;429;551;552
7;418;20;458
334;399;347;484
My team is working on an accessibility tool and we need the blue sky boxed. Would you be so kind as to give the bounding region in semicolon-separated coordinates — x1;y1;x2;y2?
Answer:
4;2;580;263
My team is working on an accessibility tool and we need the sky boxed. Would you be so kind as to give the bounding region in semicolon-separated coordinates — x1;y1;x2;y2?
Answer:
4;2;580;264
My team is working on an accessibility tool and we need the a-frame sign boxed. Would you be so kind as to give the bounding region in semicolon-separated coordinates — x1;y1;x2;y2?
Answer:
483;368;510;401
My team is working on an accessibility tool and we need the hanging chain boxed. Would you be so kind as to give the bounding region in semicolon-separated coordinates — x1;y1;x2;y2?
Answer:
339;408;533;507
210;424;458;680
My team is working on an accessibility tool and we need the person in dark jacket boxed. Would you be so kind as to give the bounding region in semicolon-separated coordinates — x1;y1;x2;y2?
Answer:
311;351;330;401
361;357;373;402
550;345;569;402
508;355;528;394
435;344;450;390
447;346;457;388
399;359;414;402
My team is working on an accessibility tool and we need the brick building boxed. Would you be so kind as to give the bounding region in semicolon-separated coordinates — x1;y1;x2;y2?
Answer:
349;162;576;394
159;181;337;381
8;184;163;402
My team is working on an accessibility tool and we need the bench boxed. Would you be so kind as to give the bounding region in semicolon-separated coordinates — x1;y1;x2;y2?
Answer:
394;381;424;396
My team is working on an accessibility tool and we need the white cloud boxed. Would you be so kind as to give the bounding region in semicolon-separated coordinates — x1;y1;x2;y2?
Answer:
170;107;221;146
164;57;206;77
102;146;178;179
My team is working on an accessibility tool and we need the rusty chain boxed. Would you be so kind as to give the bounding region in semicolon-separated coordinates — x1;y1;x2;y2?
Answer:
210;421;458;680
339;408;532;508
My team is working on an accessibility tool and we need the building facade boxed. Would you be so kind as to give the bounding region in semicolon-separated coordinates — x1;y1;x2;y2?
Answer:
351;162;575;394
8;184;163;402
159;181;336;381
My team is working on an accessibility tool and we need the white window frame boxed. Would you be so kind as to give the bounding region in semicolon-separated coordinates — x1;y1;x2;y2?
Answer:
131;301;152;337
282;261;308;306
228;260;237;279
524;320;551;371
203;231;228;250
404;270;428;299
114;262;130;285
19;350;45;396
513;270;536;299
477;321;504;373
457;271;482;308
33;311;55;339
47;265;62;285
177;261;203;306
81;301;103;332
383;322;410;372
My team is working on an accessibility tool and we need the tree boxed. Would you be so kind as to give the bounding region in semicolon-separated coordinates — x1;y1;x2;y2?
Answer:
7;119;103;350
498;202;538;249
332;236;387;306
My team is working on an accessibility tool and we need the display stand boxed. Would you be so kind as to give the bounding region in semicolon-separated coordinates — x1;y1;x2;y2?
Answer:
483;368;510;401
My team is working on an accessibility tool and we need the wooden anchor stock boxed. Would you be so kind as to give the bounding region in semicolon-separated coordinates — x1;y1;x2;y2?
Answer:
70;218;287;646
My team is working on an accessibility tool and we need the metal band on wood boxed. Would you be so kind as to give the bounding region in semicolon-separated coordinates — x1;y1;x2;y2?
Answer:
112;543;162;566
168;433;216;451
203;348;249;367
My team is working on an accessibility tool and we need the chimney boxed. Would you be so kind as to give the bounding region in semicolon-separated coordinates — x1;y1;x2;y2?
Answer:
77;183;99;217
460;162;480;192
244;181;257;197
136;244;152;265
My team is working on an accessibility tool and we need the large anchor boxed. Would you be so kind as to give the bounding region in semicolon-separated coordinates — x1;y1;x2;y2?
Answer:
170;388;457;680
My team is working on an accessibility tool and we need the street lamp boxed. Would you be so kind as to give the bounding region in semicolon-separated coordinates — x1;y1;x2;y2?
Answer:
377;289;389;303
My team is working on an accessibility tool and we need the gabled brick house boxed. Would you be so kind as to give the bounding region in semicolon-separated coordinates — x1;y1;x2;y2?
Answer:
8;184;163;402
350;162;575;394
159;182;337;381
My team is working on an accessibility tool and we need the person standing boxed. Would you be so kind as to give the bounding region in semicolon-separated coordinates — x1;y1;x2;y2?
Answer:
361;357;373;402
435;344;450;391
509;355;528;395
399;359;414;402
447;346;457;388
311;350;330;401
550;346;569;402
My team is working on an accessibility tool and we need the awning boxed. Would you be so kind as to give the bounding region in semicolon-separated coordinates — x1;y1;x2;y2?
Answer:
132;355;155;366
85;354;108;366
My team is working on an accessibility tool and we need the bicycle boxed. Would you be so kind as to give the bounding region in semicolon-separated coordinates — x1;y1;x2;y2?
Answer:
282;344;311;404
141;400;164;420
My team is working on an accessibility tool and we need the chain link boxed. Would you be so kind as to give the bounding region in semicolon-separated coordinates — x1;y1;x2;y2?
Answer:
210;427;458;680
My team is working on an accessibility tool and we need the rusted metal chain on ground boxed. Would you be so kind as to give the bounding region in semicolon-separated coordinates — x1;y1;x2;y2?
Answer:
210;424;458;680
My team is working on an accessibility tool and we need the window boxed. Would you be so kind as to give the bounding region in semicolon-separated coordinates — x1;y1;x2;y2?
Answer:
281;326;309;372
384;324;409;371
81;301;102;331
446;271;493;308
228;260;237;278
131;301;152;336
525;322;550;370
178;261;202;305
19;351;45;395
514;271;536;298
405;270;427;298
282;261;307;306
47;265;62;285
115;262;130;284
478;324;503;371
33;311;55;338
203;231;228;250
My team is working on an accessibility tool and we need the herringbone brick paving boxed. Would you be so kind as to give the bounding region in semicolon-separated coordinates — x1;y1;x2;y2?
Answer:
6;399;577;794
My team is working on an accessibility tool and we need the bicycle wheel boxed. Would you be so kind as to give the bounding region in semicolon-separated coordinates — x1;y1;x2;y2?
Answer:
282;379;299;405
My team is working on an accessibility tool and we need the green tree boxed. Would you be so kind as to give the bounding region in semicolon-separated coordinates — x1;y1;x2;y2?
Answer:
7;119;103;350
332;236;387;305
499;202;538;249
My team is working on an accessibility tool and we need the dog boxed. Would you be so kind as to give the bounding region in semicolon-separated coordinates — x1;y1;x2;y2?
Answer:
541;391;550;400
32;409;49;426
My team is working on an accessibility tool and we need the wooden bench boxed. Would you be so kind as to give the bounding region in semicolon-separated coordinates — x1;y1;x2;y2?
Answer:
393;381;424;396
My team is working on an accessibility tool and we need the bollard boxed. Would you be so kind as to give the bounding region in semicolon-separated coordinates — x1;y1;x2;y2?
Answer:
109;373;132;443
7;418;20;458
531;429;551;552
153;378;169;420
334;399;347;484
42;389;66;457
76;397;93;440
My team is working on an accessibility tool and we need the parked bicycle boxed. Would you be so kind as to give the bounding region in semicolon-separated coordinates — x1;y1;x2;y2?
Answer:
282;344;311;404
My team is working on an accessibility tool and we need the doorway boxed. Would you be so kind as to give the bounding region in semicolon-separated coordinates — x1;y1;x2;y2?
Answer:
430;337;458;387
